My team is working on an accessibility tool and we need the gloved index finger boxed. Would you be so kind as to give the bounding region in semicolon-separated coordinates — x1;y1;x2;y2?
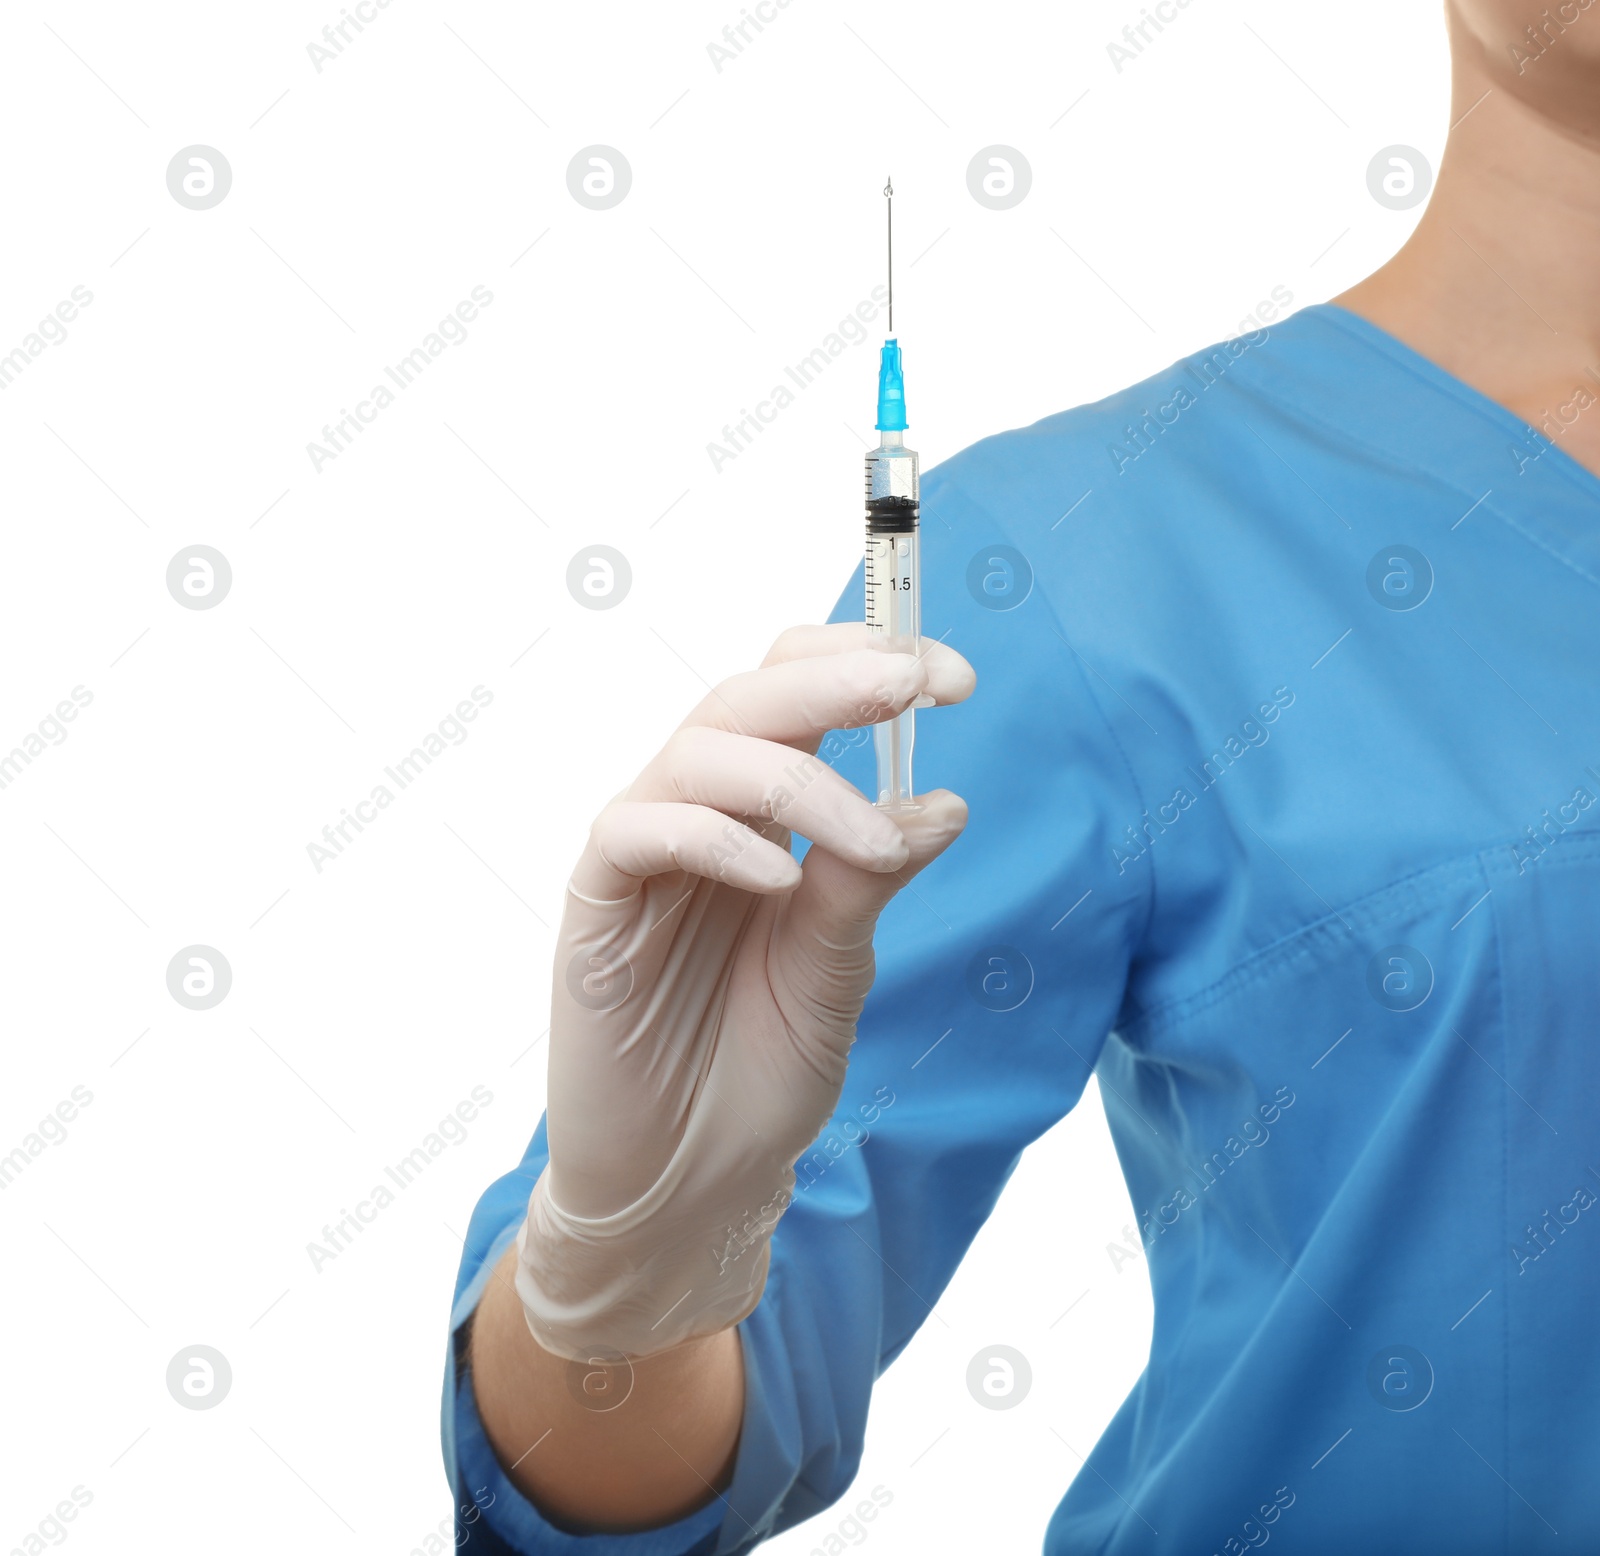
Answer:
760;621;976;704
675;648;929;747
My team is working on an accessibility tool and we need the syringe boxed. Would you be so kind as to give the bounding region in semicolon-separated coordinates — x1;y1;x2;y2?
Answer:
865;178;921;811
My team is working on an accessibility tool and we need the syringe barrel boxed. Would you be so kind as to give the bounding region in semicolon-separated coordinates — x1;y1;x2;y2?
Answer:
864;434;920;810
864;433;919;511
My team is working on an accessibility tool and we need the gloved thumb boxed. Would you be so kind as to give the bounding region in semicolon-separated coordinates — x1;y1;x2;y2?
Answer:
775;789;968;1002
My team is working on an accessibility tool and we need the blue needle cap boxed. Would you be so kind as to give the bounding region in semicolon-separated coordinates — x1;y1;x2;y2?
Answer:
875;338;907;431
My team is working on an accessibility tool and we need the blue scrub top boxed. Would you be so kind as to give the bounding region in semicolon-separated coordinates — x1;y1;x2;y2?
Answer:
444;303;1600;1554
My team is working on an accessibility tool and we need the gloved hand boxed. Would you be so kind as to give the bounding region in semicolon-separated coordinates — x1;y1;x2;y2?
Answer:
514;622;975;1362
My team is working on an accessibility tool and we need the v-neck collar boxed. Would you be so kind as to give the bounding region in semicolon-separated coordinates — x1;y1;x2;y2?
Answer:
1267;302;1600;588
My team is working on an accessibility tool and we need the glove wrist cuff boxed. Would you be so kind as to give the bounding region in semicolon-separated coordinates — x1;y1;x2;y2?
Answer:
513;1159;793;1362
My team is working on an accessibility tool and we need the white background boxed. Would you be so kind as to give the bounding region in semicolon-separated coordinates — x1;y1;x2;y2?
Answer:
0;1;1448;1551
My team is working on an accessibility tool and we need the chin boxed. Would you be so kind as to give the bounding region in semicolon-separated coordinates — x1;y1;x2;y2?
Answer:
1449;0;1600;142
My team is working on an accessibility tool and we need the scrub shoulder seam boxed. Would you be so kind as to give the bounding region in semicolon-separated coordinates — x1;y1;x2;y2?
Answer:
938;463;1159;952
1121;827;1600;1041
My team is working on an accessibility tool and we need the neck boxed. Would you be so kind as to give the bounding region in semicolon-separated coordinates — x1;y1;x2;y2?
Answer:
1335;9;1600;474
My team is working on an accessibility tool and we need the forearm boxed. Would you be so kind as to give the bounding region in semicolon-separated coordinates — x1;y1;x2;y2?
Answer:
468;1241;746;1534
460;628;973;1535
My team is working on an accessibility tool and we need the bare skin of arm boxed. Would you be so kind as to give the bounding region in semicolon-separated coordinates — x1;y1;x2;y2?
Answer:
466;0;1600;1538
469;1243;744;1533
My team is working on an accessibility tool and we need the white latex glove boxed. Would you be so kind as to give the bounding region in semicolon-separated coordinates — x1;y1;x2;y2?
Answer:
514;622;975;1362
